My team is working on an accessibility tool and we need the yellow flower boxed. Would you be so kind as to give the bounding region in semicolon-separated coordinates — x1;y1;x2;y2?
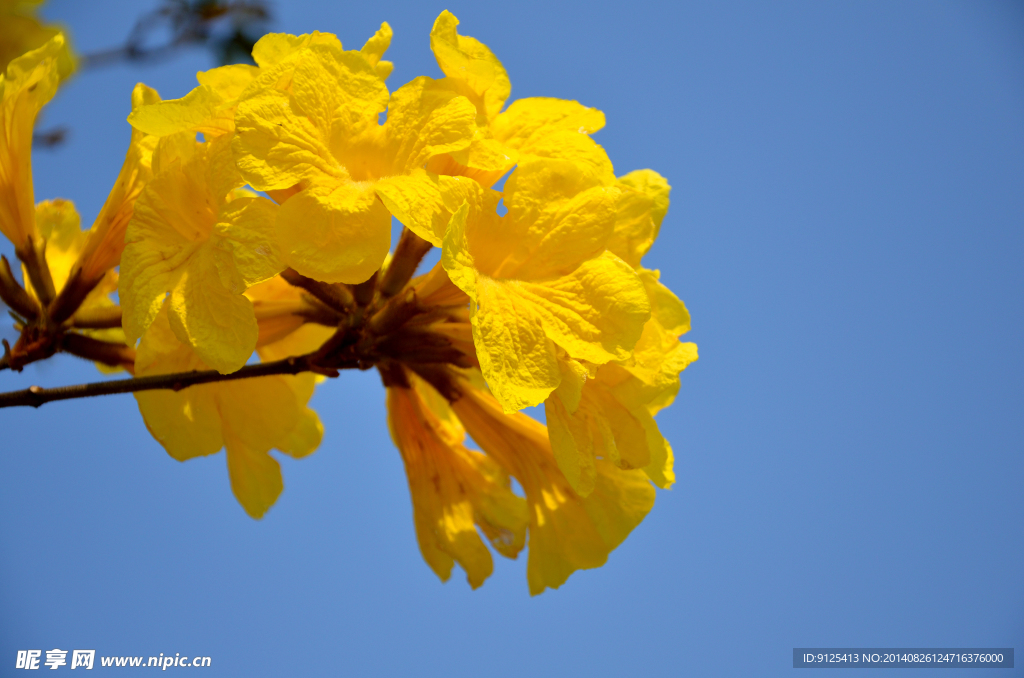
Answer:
0;1;74;83
119;134;282;373
134;305;322;519
0;33;63;251
127;26;394;155
231;28;477;283
0;12;699;595
24;200;120;338
387;372;528;589
443;369;655;595
441;161;650;413
73;83;161;286
127;63;259;140
544;170;699;495
425;11;613;189
609;170;699;409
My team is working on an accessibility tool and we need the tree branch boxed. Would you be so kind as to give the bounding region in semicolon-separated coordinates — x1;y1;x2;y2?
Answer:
0;353;335;409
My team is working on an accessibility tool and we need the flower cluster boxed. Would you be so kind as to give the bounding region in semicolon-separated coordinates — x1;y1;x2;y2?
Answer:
0;11;697;594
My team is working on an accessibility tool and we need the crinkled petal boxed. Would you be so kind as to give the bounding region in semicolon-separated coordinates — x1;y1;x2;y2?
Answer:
472;274;562;412
219;375;306;451
276;181;391;283
546;389;598;496
119;232;194;346
217;196;283;286
582;459;655;555
133;308;223;461
429;11;510;122
233;87;345;191
167;246;258;374
452;382;654;595
374;170;447;246
30;199;82;293
128;84;228;137
623;269;698;412
497;160;618;279
133;305;317;518
120;136;241;345
297;44;388;144
197;63;261;99
511;252;651;365
276;374;324;458
641;268;690;336
489;98;613;185
607;170;671;267
382;76;476;173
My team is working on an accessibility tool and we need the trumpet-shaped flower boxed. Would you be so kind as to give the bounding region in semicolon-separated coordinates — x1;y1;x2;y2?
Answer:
231;28;476;283
0;34;63;251
73;83;161;285
119;134;282;373
134;305;323;519
442;160;650;413
444;371;655;595
387;373;528;589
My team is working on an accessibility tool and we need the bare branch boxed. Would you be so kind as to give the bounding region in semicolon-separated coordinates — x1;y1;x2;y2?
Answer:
0;353;328;409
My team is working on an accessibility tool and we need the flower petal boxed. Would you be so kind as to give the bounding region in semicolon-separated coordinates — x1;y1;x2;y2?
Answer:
167;246;258;374
0;34;64;248
429;11;510;122
224;435;283;519
452;381;654;595
276;182;391;283
388;382;527;588
382;76;476;172
473;274;562;412
511;252;651;365
217;196;283;287
607;170;671;267
374;170;447;246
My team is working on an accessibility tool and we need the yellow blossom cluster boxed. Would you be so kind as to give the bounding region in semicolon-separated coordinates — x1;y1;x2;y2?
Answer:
0;11;697;594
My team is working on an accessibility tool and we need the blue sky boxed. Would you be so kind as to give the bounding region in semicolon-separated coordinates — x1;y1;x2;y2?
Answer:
2;1;1022;675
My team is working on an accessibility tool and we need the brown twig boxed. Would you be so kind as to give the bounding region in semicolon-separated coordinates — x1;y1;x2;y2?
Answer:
0;353;323;409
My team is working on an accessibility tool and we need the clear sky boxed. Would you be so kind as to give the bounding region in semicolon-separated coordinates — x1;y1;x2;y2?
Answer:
2;1;1022;676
